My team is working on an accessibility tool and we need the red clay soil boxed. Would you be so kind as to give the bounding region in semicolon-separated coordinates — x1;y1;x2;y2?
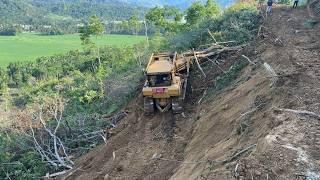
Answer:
60;5;320;180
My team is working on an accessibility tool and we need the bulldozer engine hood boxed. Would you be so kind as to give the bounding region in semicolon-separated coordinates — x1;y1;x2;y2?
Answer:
146;60;174;75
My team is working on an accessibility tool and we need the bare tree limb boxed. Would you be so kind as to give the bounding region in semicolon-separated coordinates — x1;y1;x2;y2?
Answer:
242;55;256;65
276;108;320;120
207;29;217;43
193;49;207;78
198;89;207;104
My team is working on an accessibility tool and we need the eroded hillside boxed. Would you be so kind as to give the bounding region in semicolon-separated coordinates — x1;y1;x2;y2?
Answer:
60;5;320;180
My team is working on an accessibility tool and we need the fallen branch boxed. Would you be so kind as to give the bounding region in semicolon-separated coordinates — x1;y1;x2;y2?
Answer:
221;144;257;164
103;111;128;126
263;62;278;85
257;25;262;37
198;89;207;104
197;45;246;58
43;170;69;178
234;163;240;178
207;29;217;43
242;55;256;65
193;49;207;78
276;108;320;120
205;57;226;73
152;144;256;166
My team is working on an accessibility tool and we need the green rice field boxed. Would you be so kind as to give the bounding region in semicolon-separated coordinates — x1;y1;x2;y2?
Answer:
0;33;145;67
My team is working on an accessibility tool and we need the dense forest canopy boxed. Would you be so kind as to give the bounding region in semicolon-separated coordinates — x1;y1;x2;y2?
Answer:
0;0;146;33
121;0;234;9
0;0;236;35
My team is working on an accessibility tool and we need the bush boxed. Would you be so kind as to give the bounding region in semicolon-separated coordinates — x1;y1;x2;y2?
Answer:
220;8;260;44
169;4;261;50
0;27;18;36
0;134;51;179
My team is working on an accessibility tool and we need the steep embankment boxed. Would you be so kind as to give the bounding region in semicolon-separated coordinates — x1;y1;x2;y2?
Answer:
61;5;320;180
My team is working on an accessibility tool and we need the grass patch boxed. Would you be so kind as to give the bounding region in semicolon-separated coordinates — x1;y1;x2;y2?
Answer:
0;33;145;67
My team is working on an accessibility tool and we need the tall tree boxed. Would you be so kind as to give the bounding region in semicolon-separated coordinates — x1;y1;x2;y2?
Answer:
205;0;221;18
185;2;206;26
79;15;104;45
89;15;104;39
128;15;140;35
145;6;183;33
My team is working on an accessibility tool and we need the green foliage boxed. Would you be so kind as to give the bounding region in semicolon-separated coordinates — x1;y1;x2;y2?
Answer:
185;0;220;26
0;0;146;34
0;133;51;179
185;2;207;26
41;27;64;36
89;15;105;38
128;15;141;35
205;0;221;18
278;0;291;4
220;8;260;44
226;2;257;12
0;25;20;36
145;6;184;33
170;4;260;50
79;15;105;45
0;68;8;91
0;37;159;178
0;2;262;179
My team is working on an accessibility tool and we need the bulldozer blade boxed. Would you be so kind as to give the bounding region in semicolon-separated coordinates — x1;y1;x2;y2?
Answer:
155;102;171;113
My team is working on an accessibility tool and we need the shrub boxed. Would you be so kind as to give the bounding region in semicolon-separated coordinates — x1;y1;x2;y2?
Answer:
169;4;261;50
0;27;18;36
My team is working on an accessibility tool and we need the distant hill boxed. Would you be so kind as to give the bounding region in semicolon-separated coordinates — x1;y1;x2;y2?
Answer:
0;0;235;33
0;0;46;24
0;0;145;26
119;0;235;9
29;0;146;20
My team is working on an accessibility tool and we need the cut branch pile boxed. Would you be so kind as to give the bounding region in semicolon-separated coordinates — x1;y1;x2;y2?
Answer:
30;97;74;170
180;42;246;80
184;43;246;59
16;96;130;176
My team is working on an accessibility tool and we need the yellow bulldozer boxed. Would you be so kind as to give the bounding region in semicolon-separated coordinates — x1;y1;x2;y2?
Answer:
142;52;191;114
142;43;244;114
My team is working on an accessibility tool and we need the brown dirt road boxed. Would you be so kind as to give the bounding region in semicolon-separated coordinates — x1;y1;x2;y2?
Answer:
60;5;320;180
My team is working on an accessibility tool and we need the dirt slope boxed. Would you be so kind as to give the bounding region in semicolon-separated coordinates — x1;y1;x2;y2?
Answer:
61;5;320;180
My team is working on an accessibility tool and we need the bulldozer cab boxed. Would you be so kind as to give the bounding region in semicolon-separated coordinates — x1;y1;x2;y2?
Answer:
145;52;176;87
147;73;172;87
